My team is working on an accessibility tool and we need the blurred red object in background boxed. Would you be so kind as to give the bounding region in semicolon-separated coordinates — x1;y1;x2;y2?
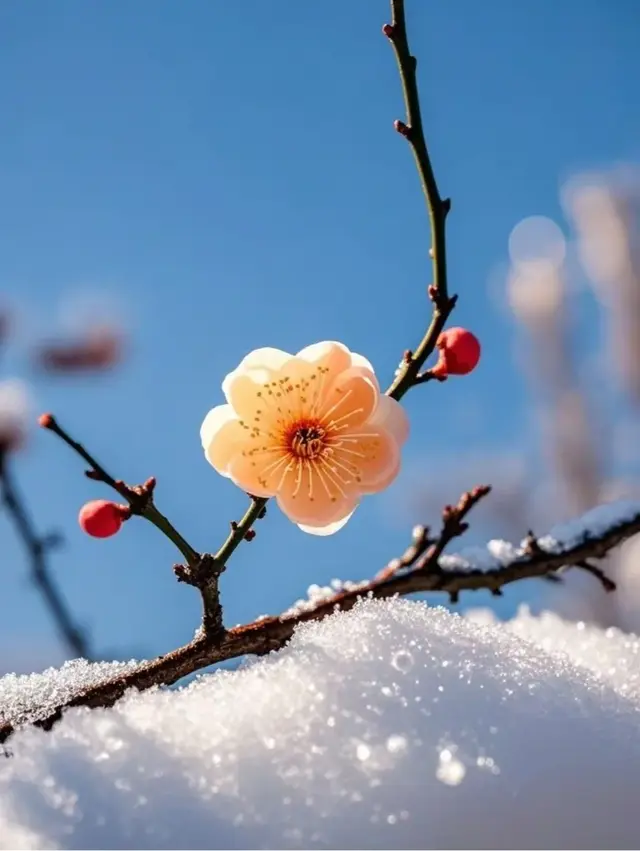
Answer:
33;325;125;374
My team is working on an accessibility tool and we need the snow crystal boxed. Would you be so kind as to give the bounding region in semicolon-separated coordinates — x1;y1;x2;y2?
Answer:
467;604;640;704
2;598;640;848
280;579;369;617
0;658;141;727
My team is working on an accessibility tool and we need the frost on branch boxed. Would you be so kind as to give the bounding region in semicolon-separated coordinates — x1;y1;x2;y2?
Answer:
2;599;640;849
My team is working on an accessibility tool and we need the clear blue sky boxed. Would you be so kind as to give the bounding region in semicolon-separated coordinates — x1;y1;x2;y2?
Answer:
1;0;638;669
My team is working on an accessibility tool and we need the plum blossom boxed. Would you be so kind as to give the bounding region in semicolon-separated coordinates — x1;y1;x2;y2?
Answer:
200;342;409;535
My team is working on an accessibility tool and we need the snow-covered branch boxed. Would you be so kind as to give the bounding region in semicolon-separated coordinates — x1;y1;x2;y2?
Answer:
2;491;638;746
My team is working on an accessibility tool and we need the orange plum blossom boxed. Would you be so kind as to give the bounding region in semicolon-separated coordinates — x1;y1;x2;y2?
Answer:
200;342;409;535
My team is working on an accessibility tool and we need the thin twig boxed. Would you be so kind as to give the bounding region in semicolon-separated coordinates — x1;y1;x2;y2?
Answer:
39;414;199;566
2;493;635;744
0;454;91;659
36;414;234;636
191;0;459;559
384;0;457;402
214;496;268;566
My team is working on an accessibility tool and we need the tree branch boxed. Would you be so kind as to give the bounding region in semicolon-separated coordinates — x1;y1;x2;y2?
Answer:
3;491;636;745
0;453;91;660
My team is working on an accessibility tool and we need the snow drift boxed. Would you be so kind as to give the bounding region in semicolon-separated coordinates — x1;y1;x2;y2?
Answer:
1;598;640;849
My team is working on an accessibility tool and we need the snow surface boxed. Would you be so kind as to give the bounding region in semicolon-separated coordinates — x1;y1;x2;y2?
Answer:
2;598;640;849
0;659;141;728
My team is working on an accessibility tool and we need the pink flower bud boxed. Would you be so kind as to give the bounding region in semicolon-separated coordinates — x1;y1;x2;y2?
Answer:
79;499;128;538
432;327;481;377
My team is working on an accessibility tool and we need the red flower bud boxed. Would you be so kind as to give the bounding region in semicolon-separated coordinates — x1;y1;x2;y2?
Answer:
78;499;128;538
432;327;481;377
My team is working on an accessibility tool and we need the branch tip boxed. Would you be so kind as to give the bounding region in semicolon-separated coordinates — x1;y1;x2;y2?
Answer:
38;412;55;430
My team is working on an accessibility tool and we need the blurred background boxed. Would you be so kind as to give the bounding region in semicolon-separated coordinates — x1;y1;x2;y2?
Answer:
1;0;639;672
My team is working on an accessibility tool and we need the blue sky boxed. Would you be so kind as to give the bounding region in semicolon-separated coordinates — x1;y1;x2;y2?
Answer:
1;0;638;669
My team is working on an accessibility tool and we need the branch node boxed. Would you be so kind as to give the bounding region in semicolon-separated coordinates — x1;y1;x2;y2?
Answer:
173;553;224;587
394;119;411;138
245;495;268;519
382;22;394;39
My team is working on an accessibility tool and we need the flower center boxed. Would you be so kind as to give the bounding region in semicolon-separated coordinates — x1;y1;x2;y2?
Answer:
289;424;327;460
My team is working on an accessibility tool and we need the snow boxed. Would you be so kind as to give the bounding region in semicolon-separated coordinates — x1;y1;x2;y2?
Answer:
439;498;640;572
467;604;640;703
537;500;640;553
0;659;142;728
2;598;640;849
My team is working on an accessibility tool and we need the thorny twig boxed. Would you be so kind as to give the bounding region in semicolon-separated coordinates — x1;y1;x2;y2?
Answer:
0;452;91;659
2;487;635;744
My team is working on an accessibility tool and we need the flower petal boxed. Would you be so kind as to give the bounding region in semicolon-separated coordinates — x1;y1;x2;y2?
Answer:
357;435;401;493
200;405;246;477
330;429;401;494
222;366;273;422
296;341;352;379
237;347;293;373
320;366;379;431
350;351;379;390
276;461;358;526
298;507;357;536
367;394;409;446
227;447;284;498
